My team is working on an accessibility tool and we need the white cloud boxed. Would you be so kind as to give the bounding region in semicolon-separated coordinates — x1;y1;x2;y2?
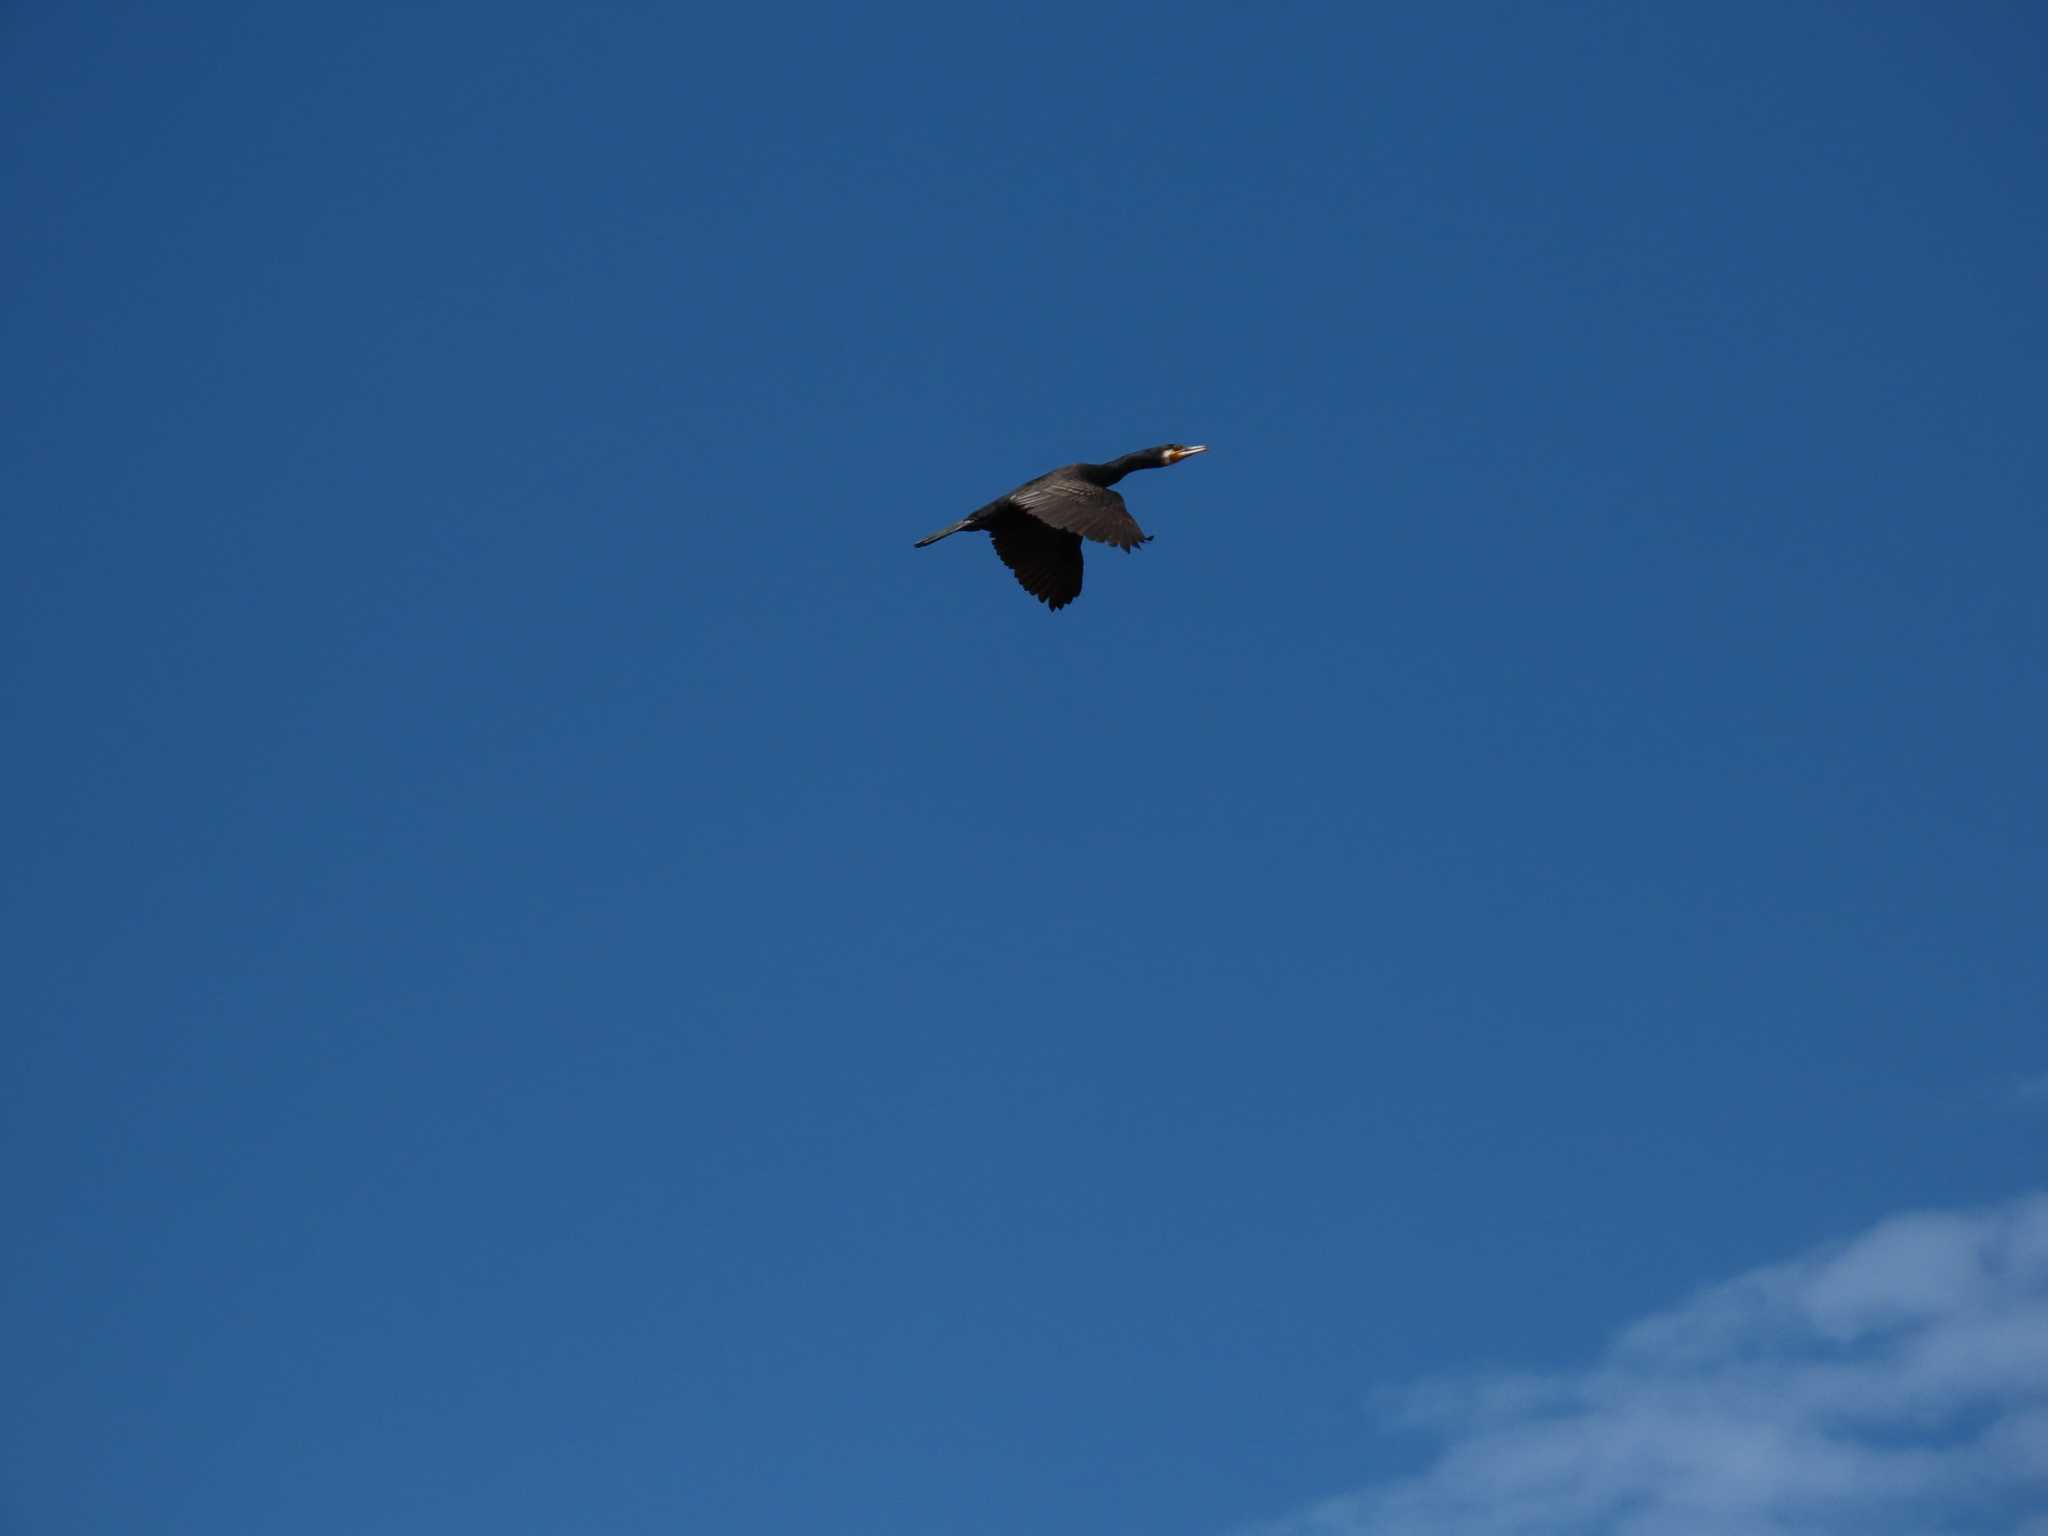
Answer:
1251;1193;2048;1536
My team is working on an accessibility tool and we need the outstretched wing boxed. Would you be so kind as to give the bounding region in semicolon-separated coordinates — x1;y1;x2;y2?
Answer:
1010;478;1150;550
987;510;1084;610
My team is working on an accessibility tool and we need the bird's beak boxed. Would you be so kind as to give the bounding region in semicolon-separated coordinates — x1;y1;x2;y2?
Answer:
1168;444;1209;463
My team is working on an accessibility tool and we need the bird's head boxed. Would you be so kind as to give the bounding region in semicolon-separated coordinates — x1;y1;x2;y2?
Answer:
1155;443;1209;466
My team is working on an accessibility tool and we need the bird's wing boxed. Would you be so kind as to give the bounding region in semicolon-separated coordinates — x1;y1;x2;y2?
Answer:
1010;479;1150;550
988;510;1084;610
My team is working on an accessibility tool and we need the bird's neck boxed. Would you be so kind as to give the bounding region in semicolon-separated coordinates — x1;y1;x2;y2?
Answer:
1090;453;1154;487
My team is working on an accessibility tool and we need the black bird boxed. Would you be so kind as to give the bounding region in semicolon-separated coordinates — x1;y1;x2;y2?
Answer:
913;443;1208;610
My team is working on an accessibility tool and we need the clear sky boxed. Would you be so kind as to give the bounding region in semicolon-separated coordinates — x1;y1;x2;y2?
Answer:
4;4;2044;1533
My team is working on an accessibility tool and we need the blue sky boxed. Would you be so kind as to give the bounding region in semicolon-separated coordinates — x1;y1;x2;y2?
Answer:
3;3;2044;1532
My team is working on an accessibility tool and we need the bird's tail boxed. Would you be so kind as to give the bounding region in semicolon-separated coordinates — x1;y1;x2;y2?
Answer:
913;518;973;548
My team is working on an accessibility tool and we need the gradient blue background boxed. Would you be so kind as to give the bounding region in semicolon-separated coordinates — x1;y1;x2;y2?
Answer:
4;4;2043;1532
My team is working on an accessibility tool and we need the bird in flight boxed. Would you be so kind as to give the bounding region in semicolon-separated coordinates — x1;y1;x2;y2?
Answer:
913;443;1208;610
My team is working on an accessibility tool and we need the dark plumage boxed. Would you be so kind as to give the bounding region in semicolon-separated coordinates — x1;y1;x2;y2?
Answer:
913;443;1208;610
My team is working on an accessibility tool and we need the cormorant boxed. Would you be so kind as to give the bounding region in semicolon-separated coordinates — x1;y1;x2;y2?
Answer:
913;443;1208;611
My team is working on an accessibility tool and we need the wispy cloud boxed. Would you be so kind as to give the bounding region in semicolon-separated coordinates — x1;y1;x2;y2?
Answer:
1252;1193;2048;1536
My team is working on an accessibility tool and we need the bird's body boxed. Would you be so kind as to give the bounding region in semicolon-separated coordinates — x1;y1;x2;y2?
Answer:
913;443;1207;610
